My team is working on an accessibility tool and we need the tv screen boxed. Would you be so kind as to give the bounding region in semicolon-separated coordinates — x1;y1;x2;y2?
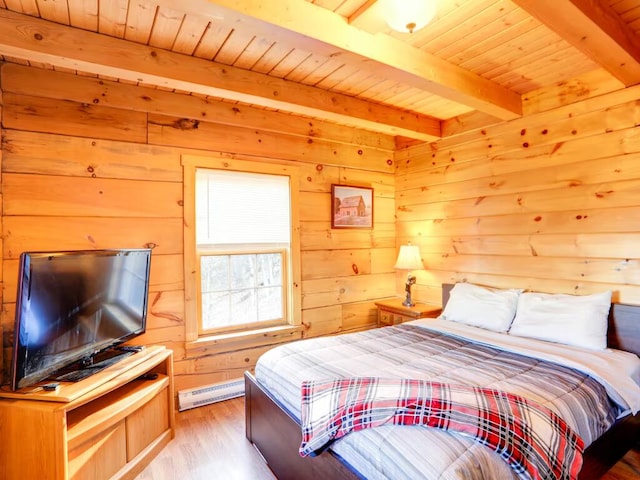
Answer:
10;248;152;391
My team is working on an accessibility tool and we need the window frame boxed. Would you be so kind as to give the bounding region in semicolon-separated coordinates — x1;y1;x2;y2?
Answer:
182;155;301;343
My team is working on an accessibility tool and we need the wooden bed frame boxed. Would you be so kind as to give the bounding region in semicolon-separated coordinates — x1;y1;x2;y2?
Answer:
245;284;640;480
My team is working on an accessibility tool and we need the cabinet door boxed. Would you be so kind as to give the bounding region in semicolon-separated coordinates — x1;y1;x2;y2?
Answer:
68;421;127;480
126;388;170;461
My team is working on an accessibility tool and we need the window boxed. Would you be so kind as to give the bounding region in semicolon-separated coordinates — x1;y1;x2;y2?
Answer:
199;252;284;330
182;156;301;341
196;169;290;334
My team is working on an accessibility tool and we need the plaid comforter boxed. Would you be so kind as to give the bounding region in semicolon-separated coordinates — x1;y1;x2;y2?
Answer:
300;377;584;480
255;324;619;480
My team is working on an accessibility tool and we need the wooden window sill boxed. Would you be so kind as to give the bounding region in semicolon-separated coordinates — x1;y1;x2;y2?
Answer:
185;325;303;358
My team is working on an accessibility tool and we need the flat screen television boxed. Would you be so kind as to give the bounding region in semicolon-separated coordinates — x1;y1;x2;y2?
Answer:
10;248;152;391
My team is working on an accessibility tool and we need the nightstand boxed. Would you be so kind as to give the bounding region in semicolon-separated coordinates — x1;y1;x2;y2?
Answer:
375;298;441;327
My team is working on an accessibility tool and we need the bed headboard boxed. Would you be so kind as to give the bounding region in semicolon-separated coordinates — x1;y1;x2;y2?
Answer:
441;283;640;357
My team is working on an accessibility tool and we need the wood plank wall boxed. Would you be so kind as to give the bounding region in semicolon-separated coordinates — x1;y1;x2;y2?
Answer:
396;75;640;306
0;62;397;393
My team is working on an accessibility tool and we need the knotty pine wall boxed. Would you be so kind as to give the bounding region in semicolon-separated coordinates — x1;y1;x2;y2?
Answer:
397;75;640;307
4;60;638;394
0;62;397;393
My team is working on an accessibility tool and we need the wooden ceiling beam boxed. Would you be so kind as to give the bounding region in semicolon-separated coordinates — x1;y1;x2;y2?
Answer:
348;0;386;32
0;9;440;141
189;0;522;120
0;63;397;150
512;0;640;86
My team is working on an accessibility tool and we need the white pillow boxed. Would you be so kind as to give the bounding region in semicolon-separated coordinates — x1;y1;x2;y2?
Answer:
509;291;612;350
441;283;522;333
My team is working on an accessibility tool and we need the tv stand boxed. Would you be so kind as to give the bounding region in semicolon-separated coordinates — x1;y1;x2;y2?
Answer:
0;345;174;480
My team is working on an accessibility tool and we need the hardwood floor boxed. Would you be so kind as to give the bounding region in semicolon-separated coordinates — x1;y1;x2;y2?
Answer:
604;446;640;480
135;397;275;480
135;397;640;480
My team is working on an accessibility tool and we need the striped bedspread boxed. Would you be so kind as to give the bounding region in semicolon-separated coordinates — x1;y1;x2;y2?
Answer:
300;378;584;480
255;324;620;480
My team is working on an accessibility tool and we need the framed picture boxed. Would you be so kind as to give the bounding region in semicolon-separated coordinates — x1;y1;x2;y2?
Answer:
331;184;374;229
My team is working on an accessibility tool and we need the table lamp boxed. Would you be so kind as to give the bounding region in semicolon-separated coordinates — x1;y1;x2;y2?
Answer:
393;244;424;307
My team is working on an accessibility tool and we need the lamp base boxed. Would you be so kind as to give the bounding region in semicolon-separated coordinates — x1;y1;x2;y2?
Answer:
403;274;417;307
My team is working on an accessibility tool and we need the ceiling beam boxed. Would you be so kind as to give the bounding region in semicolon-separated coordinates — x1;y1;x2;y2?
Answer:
512;0;640;86
348;0;386;32
180;0;522;120
0;63;397;150
0;9;440;141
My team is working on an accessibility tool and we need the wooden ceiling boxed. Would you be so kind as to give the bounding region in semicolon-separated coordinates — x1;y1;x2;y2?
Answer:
0;0;639;143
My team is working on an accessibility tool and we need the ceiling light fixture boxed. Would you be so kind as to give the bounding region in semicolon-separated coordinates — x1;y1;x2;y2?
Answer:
378;0;438;34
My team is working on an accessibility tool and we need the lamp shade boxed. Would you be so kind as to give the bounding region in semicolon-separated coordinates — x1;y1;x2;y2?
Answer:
394;244;424;270
378;0;438;34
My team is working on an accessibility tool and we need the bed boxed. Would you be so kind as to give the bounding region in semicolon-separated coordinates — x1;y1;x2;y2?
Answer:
244;283;640;480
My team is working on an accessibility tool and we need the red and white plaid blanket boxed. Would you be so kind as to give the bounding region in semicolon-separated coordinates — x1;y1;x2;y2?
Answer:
299;378;584;480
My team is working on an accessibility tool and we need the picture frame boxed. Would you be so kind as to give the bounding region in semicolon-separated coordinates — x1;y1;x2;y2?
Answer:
331;184;374;229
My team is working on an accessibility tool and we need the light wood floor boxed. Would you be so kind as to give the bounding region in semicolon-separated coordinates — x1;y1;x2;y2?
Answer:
135;397;640;480
135;396;275;480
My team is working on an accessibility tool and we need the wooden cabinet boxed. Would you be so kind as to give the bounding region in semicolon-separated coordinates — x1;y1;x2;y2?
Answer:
375;298;441;327
0;346;174;480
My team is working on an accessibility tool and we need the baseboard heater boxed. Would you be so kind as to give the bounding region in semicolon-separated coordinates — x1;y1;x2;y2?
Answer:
178;378;245;411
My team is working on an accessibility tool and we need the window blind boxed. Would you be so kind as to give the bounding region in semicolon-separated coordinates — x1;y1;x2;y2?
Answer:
196;169;291;246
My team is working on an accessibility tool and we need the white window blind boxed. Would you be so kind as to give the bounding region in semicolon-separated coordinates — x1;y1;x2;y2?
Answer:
196;169;291;246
